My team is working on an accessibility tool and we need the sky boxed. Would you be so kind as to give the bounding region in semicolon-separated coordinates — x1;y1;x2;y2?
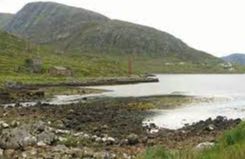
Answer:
1;0;245;57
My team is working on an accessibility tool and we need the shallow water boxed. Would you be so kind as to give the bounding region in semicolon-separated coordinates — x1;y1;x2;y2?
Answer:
89;74;245;129
89;74;245;97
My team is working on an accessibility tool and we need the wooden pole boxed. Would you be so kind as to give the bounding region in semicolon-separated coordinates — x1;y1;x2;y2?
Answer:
128;55;132;76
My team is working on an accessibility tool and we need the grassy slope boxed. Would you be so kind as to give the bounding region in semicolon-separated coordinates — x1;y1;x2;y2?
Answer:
52;20;223;65
138;122;245;159
0;13;13;29
0;31;128;86
131;56;245;74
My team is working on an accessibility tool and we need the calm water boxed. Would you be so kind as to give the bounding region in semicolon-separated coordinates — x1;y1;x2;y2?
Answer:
89;74;245;98
89;74;245;129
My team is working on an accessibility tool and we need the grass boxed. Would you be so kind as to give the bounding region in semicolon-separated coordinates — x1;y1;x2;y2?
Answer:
1;47;240;87
0;46;129;86
126;96;195;110
0;31;128;86
138;122;245;159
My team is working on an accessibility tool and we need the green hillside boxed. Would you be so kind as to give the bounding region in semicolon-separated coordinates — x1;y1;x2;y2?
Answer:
0;13;13;29
60;20;219;63
0;31;128;86
0;30;244;87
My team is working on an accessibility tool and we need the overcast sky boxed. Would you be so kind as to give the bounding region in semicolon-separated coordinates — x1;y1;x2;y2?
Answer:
1;0;245;57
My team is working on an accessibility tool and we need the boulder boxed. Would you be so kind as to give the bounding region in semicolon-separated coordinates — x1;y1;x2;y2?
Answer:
0;121;57;149
37;131;56;145
52;145;69;153
0;121;9;129
32;121;46;133
102;136;116;145
0;127;37;149
10;120;20;128
93;151;110;159
0;148;3;156
24;147;37;156
82;147;94;157
206;124;215;131
37;141;47;147
195;142;215;151
127;133;139;145
123;153;132;159
3;149;15;158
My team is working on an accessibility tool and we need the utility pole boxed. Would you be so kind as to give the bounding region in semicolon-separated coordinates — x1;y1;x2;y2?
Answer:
128;55;132;76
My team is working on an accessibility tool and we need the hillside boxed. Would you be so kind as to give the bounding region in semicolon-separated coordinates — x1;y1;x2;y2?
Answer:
222;53;245;65
2;2;245;74
0;13;14;29
0;31;128;85
0;30;241;87
3;2;222;65
62;20;219;63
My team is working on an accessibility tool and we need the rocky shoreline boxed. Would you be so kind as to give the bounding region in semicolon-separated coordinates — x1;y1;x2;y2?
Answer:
6;76;159;89
0;96;241;158
0;76;158;104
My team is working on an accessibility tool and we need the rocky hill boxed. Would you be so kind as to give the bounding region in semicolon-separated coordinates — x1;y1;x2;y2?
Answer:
62;20;218;62
3;2;221;64
4;2;109;44
222;53;245;65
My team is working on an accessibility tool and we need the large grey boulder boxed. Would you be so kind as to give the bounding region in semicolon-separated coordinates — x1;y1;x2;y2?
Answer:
0;121;57;150
37;131;56;145
0;126;37;149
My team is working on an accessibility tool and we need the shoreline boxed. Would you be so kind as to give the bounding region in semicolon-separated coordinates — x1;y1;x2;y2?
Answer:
0;76;158;104
0;95;241;158
9;76;159;89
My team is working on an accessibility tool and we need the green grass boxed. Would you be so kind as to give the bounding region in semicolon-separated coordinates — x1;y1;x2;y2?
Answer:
138;122;245;159
131;56;245;74
139;146;174;159
1;47;245;87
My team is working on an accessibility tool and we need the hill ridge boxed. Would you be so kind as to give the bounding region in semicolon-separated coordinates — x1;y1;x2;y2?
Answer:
3;1;221;64
222;53;245;65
